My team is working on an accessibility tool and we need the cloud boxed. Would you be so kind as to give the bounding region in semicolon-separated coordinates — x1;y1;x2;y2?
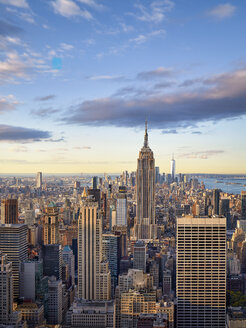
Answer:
44;137;65;142
0;0;29;8
179;78;203;87
77;0;103;10
130;29;166;44
31;107;60;117
137;67;174;80
8;145;28;152
207;3;236;19
62;68;246;131
73;146;91;149
60;42;74;51
34;95;56;101
0;125;51;142
178;150;225;159
132;0;174;23
51;0;93;19
19;12;35;24
191;131;202;135
162;129;178;134
87;75;125;81
154;81;175;89
0;20;23;36
0;52;31;84
0;95;19;113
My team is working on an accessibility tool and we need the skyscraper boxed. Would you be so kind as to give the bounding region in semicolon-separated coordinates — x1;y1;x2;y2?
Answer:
36;172;42;189
102;233;121;296
176;216;226;328
241;191;246;220
133;241;146;272
43;202;59;245
116;187;127;226
0;224;28;299
42;244;62;280
91;176;98;189
0;252;13;324
47;276;62;325
213;189;220;215
170;155;175;182
135;121;156;240
78;197;111;300
78;198;101;300
1;199;18;224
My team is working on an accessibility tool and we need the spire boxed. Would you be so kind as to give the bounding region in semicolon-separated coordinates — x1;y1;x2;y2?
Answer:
144;120;148;147
82;187;87;198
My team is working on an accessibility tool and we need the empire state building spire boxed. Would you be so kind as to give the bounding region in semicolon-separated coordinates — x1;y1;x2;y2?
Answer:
144;120;148;147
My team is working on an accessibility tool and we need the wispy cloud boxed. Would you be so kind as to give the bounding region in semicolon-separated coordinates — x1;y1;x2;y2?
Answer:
0;20;23;36
51;0;93;19
137;67;174;80
77;0;104;10
0;95;19;113
207;3;236;19
178;150;224;159
60;42;74;51
162;129;178;134
34;95;56;101
132;0;174;23
31;107;60;117
130;29;166;44
0;0;29;9
73;146;92;149
87;75;125;81
0;125;51;142
0;52;31;84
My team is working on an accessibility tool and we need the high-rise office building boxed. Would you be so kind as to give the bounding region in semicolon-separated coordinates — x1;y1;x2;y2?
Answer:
241;191;246;220
176;216;226;328
1;199;18;224
0;224;28;300
42;244;62;280
135;121;156;240
78;197;111;300
155;166;160;184
20;259;48;303
102;233;121;296
213;189;220;215
62;245;75;286
78;198;101;300
43;202;59;245
36;172;42;189
91;176;98;189
133;241;147;272
170;156;175;182
0;252;13;324
47;276;62;325
116;187;127;226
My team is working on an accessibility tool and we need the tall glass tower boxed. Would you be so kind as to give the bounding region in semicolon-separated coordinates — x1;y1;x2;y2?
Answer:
171;155;175;182
134;121;156;240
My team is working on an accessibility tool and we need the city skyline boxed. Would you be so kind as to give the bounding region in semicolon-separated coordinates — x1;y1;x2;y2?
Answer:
1;0;246;174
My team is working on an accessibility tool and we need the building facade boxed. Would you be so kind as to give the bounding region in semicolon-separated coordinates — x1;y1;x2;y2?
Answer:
176;216;226;328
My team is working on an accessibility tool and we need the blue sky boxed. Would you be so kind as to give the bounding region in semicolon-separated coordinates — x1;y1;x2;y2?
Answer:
0;0;246;174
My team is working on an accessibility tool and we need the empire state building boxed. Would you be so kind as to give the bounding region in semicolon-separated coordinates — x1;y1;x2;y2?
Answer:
134;121;157;240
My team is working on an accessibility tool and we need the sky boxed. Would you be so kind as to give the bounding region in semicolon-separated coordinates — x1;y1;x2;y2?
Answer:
0;0;246;174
